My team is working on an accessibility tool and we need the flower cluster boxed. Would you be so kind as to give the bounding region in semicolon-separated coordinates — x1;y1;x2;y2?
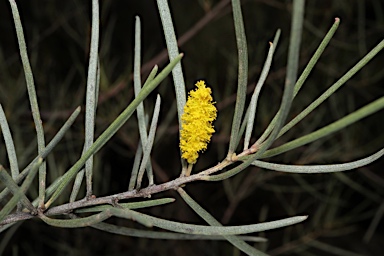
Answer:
180;80;217;164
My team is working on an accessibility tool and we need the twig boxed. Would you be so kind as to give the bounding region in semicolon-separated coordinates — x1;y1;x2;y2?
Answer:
0;159;233;226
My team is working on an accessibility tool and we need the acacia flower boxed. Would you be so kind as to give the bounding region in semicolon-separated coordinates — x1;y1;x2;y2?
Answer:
180;80;217;164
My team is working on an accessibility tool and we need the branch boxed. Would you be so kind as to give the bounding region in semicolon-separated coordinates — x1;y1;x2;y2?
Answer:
0;159;232;226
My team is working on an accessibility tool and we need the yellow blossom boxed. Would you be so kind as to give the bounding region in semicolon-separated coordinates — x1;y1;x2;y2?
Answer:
180;80;217;164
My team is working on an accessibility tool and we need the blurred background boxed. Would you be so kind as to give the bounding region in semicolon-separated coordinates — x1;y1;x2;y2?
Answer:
0;0;384;255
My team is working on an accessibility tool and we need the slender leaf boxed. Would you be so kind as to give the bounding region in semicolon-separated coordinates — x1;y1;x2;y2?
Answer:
244;41;276;150
69;169;85;202
133;16;154;187
84;0;100;198
111;208;308;236
129;142;143;191
39;210;111;228
178;188;267;256
252;148;384;173
156;0;186;126
235;29;281;150
92;222;267;242
156;0;187;173
8;0;47;208
261;96;384;158
227;0;248;156
0;105;19;179
136;95;161;189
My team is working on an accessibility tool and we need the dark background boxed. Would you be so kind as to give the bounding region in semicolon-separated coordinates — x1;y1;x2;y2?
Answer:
0;0;384;255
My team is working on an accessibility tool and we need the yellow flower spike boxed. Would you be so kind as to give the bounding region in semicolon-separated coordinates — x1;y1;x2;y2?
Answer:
180;80;217;165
